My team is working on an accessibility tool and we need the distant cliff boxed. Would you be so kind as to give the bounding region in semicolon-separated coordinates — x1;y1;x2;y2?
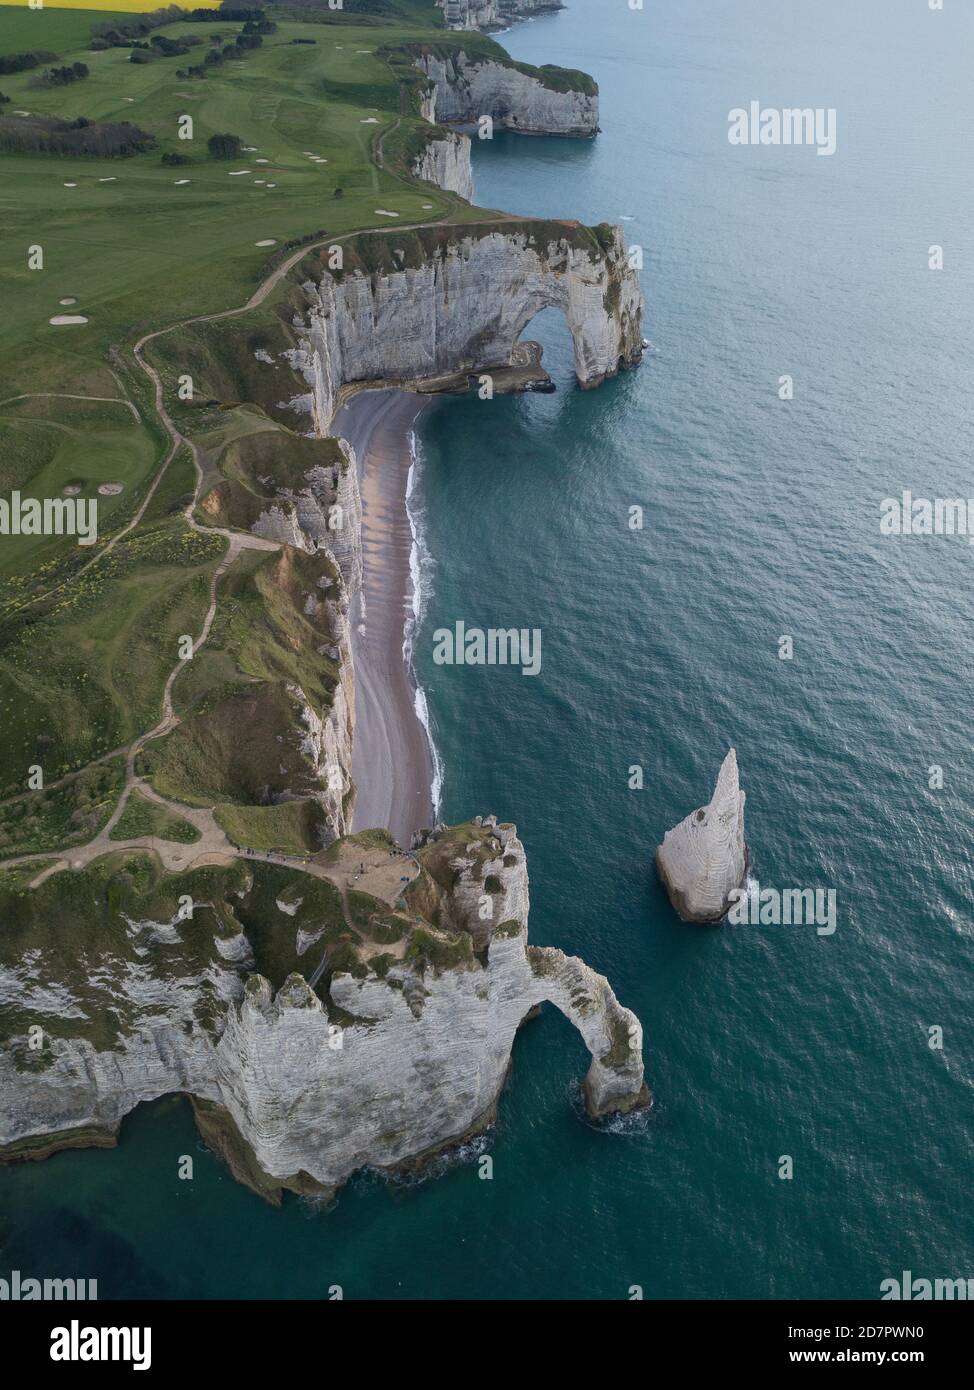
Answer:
413;45;598;137
438;0;565;32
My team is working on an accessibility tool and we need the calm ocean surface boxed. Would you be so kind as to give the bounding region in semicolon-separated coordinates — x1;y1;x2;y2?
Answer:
2;0;971;1299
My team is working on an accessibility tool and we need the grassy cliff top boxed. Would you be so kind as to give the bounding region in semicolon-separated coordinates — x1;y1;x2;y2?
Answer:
390;34;597;96
0;812;514;1060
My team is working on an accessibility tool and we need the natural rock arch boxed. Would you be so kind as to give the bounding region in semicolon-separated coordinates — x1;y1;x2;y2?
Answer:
292;225;644;431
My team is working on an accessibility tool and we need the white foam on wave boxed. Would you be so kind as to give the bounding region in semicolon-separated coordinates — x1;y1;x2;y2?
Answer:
404;425;443;817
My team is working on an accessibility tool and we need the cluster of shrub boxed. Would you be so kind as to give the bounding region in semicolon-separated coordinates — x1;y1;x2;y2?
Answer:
160;131;252;164
0;50;57;76
91;4;270;48
42;62;90;87
205;131;241;158
128;33;206;65
175;26;267;80
0;113;155;158
185;6;270;22
91;5;187;49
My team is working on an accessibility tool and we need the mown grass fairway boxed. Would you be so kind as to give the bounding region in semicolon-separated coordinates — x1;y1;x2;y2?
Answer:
0;10;460;375
0;394;157;576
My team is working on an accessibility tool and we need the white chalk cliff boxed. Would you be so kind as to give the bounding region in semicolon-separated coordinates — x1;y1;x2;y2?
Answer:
290;225;643;433
0;22;650;1201
411;129;475;201
656;750;748;923
0;825;647;1198
416;48;598;137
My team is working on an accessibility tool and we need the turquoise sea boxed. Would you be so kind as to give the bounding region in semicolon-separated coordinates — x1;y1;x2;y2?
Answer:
2;0;972;1300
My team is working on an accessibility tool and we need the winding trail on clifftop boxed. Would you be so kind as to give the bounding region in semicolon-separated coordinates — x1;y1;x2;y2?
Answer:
0;211;532;886
0;210;534;818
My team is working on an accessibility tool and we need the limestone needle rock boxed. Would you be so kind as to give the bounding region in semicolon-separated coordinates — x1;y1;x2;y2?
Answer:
656;750;747;923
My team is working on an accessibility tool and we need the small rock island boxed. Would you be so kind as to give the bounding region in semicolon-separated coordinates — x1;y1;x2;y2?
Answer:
656;750;748;923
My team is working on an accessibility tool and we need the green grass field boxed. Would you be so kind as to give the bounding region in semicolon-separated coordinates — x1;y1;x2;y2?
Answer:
0;11;462;376
109;786;201;842
0;6;145;56
0;520;223;791
0;3;461;810
0;1;591;864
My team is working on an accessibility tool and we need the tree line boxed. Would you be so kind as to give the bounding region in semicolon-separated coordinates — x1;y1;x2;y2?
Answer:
0;50;57;76
0;114;156;159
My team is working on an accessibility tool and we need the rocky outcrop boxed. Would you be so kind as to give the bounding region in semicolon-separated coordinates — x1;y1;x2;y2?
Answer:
289;223;643;432
411;129;475;201
0;824;647;1198
416;48;598;137
656;750;748;923
248;439;363;597
289;664;353;845
213;823;645;1193
216;919;644;1194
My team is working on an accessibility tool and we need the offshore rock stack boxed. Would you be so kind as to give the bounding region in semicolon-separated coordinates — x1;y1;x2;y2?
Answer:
656;750;748;923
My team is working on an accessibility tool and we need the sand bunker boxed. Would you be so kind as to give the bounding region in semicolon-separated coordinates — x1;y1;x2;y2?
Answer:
266;183;276;188
374;209;400;218
62;484;82;496
98;177;116;183
361;118;380;124
59;297;77;306
98;482;123;496
174;179;191;185
49;315;88;326
255;240;276;247
256;158;269;164
63;182;77;188
228;170;251;176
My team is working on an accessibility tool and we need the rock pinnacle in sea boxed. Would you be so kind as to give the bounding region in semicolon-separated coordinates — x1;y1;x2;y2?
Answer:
656;749;747;923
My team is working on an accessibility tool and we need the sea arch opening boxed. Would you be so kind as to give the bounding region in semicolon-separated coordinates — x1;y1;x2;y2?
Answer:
512;305;579;392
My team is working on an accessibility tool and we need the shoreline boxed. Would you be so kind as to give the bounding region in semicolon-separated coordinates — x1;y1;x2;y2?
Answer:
333;388;438;848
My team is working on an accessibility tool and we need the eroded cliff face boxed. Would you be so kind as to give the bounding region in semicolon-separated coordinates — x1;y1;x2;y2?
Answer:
198;438;361;841
290;224;643;432
411;129;475;201
210;821;646;1193
0;860;253;1162
0;824;647;1199
417;48;598;137
245;439;363;598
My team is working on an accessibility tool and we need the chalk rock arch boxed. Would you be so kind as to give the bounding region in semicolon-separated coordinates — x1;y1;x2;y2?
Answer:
292;225;643;432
